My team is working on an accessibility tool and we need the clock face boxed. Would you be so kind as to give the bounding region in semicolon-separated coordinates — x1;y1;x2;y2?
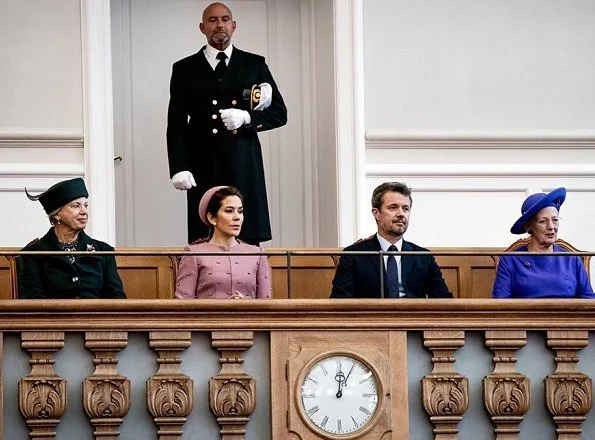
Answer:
299;354;379;437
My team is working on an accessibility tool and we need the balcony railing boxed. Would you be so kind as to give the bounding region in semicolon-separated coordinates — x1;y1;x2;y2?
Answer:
0;299;594;439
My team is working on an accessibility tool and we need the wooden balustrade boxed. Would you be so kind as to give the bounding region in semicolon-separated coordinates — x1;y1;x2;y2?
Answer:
0;300;594;439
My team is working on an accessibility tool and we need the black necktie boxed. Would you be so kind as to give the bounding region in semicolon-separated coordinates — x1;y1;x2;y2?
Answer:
386;245;400;298
215;52;227;80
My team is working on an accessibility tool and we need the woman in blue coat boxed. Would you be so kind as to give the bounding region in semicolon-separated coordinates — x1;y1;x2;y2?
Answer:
492;187;594;299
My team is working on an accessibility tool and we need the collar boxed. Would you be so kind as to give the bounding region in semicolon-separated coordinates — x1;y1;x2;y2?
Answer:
376;234;403;252
39;228;94;251
204;44;234;64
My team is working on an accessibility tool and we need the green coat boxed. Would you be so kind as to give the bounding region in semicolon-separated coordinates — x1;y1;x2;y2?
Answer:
20;229;126;299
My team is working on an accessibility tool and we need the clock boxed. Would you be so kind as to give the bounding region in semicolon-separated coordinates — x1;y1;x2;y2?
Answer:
271;330;409;440
298;353;380;436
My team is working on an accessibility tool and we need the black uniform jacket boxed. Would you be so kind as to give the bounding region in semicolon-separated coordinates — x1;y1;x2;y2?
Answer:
19;229;126;299
330;235;452;299
167;46;287;243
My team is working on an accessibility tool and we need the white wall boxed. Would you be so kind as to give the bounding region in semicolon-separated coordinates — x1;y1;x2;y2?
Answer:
363;0;595;130
2;0;595;253
0;0;85;246
355;0;595;255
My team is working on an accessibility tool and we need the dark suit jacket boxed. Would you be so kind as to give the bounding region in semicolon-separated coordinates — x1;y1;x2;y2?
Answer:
330;235;452;298
166;46;287;243
19;229;126;299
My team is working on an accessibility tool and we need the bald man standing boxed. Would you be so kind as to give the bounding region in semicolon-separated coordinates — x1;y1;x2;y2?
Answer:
167;2;287;244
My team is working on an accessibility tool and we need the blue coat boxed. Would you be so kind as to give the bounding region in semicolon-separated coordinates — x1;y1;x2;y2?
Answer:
330;235;452;298
492;244;595;298
19;229;126;299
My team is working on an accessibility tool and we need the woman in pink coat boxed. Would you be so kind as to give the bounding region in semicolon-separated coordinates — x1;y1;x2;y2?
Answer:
175;185;271;299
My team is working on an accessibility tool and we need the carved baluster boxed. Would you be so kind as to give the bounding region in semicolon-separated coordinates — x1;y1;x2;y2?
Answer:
18;331;67;440
146;331;193;440
83;331;130;439
422;330;469;440
483;331;530;440
545;331;592;440
209;331;255;440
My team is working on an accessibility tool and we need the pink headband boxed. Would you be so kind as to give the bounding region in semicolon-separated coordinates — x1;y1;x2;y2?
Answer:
198;186;229;225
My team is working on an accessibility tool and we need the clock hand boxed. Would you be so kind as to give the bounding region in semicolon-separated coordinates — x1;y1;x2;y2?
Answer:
336;363;355;398
335;363;345;398
343;362;355;387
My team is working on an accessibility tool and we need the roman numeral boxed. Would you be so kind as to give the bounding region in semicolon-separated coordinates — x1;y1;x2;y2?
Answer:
306;376;319;384
337;418;342;432
359;376;372;384
362;393;375;397
351;416;359;428
320;364;328;375
321;416;329;428
302;392;316;398
307;405;320;416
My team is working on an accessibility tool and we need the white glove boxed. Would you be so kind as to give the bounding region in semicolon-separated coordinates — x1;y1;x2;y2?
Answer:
171;171;196;190
219;109;251;130
254;82;272;111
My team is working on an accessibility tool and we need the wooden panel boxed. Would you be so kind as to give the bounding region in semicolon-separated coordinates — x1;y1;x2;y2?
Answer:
267;251;339;299
435;249;498;299
0;257;11;300
115;254;176;300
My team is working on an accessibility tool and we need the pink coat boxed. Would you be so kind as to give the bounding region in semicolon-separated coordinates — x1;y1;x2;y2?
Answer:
175;242;271;299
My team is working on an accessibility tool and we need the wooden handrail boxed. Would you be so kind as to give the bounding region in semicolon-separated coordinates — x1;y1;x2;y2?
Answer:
0;299;594;330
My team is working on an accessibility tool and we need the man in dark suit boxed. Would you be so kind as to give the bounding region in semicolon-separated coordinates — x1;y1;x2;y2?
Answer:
331;182;452;298
167;2;287;244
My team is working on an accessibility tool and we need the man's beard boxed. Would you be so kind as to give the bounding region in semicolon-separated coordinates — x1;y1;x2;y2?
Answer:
388;221;407;236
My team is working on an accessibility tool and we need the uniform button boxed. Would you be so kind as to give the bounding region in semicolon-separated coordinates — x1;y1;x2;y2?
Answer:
208;272;212;275
199;283;204;287
237;280;242;284
231;99;237;105
232;129;238;135
187;272;191;276
217;281;221;284
265;274;268;278
72;276;78;282
209;292;213;296
247;272;251;275
212;128;218;134
227;271;231;274
212;100;217;105
212;114;217;119
216;261;220;264
227;291;231;295
184;291;188;296
176;283;180;286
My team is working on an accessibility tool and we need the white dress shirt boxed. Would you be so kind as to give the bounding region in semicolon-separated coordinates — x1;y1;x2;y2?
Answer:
203;44;234;70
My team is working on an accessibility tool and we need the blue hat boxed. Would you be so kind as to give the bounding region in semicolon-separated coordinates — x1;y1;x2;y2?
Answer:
510;187;566;234
26;178;89;214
